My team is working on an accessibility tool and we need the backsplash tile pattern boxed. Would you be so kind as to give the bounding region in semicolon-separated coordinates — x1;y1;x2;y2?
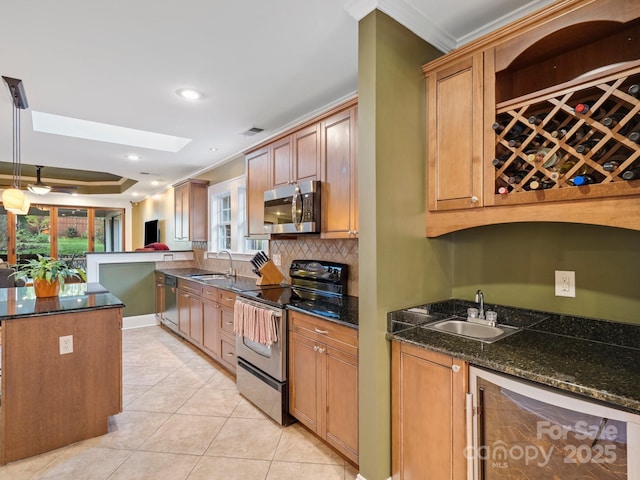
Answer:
169;238;359;296
271;237;359;296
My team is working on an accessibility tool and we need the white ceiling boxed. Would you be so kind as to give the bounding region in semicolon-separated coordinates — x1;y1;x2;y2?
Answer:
0;0;555;201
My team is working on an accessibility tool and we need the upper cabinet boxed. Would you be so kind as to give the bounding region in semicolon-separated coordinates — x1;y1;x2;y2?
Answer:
245;98;358;239
174;179;209;242
272;125;321;188
424;0;640;236
246;146;271;238
427;54;484;211
321;105;358;238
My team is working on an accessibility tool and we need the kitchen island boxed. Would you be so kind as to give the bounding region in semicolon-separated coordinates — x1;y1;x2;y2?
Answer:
0;283;124;465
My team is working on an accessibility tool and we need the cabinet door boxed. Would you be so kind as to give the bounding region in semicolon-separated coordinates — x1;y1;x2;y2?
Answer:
174;183;188;240
189;294;203;345
321;106;358;238
325;344;358;465
203;299;221;359
272;136;293;188
188;181;209;242
246;147;271;237
294;124;320;183
154;273;164;321
427;54;484;211
289;330;321;433
392;342;468;480
177;289;191;336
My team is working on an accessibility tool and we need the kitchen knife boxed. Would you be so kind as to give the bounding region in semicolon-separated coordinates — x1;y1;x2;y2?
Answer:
259;251;269;263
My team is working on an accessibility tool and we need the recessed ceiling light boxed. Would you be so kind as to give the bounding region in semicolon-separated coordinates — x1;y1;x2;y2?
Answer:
176;88;202;100
132;192;139;197
151;180;160;186
32;111;191;152
210;147;218;151
126;154;141;161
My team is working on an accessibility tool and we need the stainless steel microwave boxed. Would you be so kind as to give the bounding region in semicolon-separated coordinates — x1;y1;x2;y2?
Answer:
263;180;321;234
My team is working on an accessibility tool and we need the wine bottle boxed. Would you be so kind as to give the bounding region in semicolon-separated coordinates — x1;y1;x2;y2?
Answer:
509;134;543;149
576;138;608;159
602;155;627;172
629;84;640;99
554;158;589;175
528;114;560;132
629;131;640;143
527;179;554;190
572;174;597;186
574;102;607;120
622;168;640;180
507;169;530;184
602;112;633;135
492;121;525;138
493;156;525;171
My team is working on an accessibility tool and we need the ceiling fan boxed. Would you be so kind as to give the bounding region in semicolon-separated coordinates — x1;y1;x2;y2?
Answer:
27;165;78;195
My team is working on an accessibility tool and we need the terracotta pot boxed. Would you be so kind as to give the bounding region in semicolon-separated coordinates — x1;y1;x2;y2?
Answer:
33;278;61;298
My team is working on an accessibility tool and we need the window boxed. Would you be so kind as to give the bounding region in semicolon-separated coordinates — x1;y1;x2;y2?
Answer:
208;176;268;255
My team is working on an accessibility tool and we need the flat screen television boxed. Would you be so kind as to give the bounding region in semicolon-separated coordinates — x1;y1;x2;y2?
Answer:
144;219;160;246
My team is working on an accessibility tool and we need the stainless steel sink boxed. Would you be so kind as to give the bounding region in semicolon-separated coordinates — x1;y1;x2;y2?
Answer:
422;317;521;343
188;273;229;280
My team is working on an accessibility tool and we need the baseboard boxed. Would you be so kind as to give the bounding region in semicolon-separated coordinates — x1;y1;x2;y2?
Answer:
355;475;389;480
123;313;158;330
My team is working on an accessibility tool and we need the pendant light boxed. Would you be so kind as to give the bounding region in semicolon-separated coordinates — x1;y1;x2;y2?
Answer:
2;76;31;214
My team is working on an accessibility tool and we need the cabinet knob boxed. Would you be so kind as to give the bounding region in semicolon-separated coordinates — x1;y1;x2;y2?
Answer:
452;364;461;373
318;347;325;354
471;196;479;204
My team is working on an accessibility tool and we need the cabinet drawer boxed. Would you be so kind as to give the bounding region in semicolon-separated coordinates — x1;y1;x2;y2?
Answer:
218;290;236;308
201;285;219;302
219;306;235;335
289;310;358;354
220;332;237;372
178;279;202;296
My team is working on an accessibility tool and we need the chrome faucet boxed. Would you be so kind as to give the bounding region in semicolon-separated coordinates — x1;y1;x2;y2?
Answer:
475;289;485;319
217;250;235;278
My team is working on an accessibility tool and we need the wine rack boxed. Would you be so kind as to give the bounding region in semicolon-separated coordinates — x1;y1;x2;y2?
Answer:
492;61;640;205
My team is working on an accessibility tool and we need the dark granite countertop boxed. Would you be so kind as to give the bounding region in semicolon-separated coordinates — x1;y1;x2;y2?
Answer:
387;299;640;415
157;268;358;328
0;283;124;320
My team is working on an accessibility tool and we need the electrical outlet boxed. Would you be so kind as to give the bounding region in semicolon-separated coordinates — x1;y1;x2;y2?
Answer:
555;270;575;297
272;253;282;266
59;335;73;355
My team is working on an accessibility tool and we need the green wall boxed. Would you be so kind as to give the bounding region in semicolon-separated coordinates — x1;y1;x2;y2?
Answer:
452;222;640;324
99;262;156;317
357;10;448;480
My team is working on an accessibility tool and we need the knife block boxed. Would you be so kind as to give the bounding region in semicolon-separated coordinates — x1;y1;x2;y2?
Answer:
256;260;285;286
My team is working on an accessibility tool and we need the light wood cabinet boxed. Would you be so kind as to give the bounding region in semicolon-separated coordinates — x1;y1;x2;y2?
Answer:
424;0;640;236
154;272;164;321
288;310;358;465
173;179;209;241
321;105;359;238
427;54;484;211
202;286;237;374
391;341;468;480
177;279;203;344
245;98;357;238
246;147;271;237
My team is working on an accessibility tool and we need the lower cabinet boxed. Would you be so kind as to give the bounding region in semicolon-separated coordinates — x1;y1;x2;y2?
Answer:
288;310;358;465
391;341;468;480
177;279;203;344
201;286;237;374
154;272;164;321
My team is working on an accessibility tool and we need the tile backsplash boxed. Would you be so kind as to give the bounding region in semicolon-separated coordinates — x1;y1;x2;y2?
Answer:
189;237;359;296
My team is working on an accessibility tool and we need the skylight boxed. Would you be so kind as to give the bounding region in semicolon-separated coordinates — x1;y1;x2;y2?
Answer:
31;111;191;152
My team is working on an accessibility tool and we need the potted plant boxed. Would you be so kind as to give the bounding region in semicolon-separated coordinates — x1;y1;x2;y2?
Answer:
11;255;87;297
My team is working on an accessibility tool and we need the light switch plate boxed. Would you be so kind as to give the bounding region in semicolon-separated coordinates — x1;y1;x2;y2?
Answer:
555;270;575;297
59;335;73;354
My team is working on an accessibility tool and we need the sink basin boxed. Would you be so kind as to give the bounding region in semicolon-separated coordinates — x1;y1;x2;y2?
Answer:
422;317;521;343
188;273;229;280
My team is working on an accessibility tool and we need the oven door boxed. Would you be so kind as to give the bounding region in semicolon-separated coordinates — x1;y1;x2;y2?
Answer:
235;298;287;382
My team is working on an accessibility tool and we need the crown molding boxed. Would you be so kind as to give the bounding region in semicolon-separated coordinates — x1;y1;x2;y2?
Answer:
344;0;456;52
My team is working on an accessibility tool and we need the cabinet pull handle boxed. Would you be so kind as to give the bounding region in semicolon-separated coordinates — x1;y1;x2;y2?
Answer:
314;328;328;335
225;297;233;301
452;364;461;373
226;352;234;356
225;321;233;325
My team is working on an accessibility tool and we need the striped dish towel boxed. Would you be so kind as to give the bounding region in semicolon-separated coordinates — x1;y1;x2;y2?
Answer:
233;300;278;347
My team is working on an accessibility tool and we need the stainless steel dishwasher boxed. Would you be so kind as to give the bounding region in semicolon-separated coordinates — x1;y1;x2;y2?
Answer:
162;274;179;333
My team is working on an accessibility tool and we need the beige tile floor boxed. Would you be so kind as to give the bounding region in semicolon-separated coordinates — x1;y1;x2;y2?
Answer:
0;325;359;480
